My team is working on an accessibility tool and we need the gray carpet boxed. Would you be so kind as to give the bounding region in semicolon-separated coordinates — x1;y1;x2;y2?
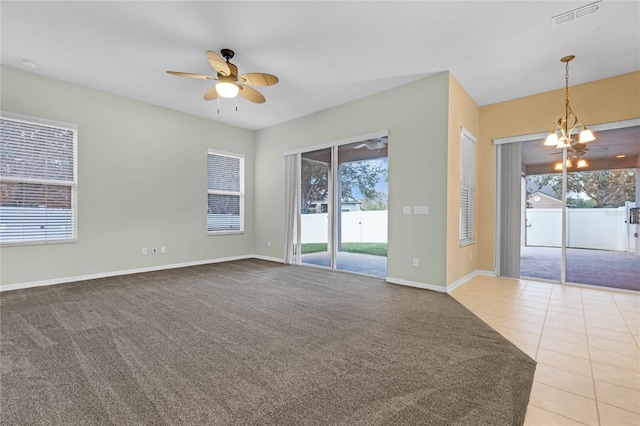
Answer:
1;259;535;425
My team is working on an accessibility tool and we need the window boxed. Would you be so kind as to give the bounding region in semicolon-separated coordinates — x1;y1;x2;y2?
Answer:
207;149;244;234
0;112;77;245
459;128;476;246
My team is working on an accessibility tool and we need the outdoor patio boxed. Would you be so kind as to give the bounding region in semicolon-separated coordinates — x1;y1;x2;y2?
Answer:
521;246;640;291
301;251;387;277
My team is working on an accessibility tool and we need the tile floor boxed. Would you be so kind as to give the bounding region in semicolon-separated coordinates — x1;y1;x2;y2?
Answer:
451;274;640;426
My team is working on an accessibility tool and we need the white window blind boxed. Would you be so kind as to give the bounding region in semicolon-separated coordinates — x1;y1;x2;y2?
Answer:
207;149;244;234
459;128;476;246
0;113;77;245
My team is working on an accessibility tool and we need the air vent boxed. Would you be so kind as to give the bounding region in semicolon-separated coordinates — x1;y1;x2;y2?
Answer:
552;1;601;27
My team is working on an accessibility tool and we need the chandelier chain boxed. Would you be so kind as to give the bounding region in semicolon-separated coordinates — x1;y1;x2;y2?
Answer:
565;59;570;128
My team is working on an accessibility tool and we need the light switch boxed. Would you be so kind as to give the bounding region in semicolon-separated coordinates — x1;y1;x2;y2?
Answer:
414;206;429;215
403;206;412;215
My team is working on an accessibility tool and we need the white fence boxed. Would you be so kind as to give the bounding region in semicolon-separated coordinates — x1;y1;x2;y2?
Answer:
301;211;388;243
526;206;636;252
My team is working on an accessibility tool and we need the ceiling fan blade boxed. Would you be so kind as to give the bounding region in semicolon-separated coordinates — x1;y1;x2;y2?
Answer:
166;71;215;80
353;143;367;150
238;85;265;103
206;51;230;76
238;73;279;86
204;85;219;101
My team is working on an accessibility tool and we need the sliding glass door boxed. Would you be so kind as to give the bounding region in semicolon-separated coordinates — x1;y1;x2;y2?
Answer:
504;122;640;291
300;148;332;269
295;135;389;278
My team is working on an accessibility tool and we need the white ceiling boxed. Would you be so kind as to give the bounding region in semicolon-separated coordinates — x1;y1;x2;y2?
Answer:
2;1;639;131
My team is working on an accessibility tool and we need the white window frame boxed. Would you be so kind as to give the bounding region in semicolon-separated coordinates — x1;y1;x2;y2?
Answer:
459;127;476;247
207;148;245;235
0;111;78;246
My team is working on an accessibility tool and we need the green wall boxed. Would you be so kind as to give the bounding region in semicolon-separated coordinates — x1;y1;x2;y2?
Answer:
254;72;450;288
1;66;452;289
0;66;255;287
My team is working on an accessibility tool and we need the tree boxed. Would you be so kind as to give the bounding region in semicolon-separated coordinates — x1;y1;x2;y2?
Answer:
301;159;329;214
300;159;387;213
340;161;386;202
361;192;388;211
528;169;636;208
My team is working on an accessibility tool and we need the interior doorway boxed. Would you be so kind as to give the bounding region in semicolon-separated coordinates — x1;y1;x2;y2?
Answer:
298;135;389;277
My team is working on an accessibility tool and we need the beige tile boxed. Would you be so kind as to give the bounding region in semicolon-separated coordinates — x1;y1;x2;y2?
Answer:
542;326;588;345
528;382;598;425
524;405;588;426
589;347;640;373
498;326;541;347
547;304;584;317
502;318;544;334
544;316;586;333
520;293;551;305
514;342;538;360
588;335;640;357
581;288;614;301
586;319;629;333
505;311;546;326
592;362;640;391
587;325;637;345
595;380;640;414
516;299;550;311
598;402;640;426
536;348;592;377
584;312;628;331
583;303;620;315
546;310;585;323
476;314;503;330
539;335;590;360
533;364;595;399
611;293;640;306
511;304;547;317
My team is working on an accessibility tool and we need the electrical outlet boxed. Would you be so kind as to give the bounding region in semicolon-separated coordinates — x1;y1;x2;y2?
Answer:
412;258;419;267
152;247;158;254
267;241;271;247
161;246;166;253
468;252;472;260
142;248;148;255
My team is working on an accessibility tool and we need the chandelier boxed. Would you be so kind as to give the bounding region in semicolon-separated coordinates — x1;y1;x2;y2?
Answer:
544;55;595;152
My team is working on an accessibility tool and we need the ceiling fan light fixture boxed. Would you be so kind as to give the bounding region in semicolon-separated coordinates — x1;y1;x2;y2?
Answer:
554;159;572;171
576;159;589;168
216;81;239;98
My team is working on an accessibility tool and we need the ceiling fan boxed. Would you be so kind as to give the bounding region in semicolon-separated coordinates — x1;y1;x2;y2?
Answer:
166;49;278;104
550;142;607;157
354;139;387;150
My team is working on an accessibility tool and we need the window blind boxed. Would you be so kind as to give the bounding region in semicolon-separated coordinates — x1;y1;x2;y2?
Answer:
459;129;476;246
207;150;244;233
0;115;77;244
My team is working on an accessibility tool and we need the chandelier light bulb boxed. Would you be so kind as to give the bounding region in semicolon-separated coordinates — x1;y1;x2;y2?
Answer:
544;133;559;146
579;128;595;143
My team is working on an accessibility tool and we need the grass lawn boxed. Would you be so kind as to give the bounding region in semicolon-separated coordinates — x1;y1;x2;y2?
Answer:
301;243;387;257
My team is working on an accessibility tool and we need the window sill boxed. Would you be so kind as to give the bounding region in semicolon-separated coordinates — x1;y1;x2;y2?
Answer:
208;231;244;236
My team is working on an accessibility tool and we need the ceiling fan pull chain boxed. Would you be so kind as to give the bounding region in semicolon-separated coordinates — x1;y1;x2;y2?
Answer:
217;97;220;114
235;96;238;112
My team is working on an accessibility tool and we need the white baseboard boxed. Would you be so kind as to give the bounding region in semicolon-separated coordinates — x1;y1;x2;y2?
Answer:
386;277;447;293
0;255;257;292
252;254;284;263
446;269;496;293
